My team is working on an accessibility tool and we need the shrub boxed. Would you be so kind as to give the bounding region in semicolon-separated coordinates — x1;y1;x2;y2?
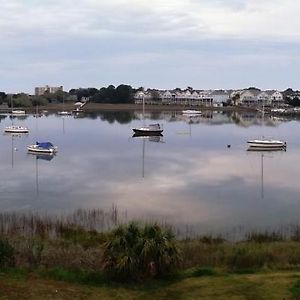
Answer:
103;222;181;282
226;245;276;271
246;231;283;243
0;238;15;268
192;267;216;277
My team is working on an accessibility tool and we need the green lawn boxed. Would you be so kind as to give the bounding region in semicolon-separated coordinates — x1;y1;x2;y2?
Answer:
0;271;299;300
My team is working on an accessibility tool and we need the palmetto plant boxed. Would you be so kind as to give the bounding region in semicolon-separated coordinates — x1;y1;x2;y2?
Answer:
103;222;181;281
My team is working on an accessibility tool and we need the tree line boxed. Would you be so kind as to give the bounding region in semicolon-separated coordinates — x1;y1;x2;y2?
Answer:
70;84;135;104
0;84;137;107
2;86;300;108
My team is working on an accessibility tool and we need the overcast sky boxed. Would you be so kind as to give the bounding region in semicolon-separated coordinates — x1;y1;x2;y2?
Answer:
1;0;300;93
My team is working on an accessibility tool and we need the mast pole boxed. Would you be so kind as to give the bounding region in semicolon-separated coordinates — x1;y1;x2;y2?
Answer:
142;95;145;126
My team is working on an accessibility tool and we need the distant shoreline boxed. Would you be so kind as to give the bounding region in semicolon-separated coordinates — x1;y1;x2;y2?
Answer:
4;103;258;113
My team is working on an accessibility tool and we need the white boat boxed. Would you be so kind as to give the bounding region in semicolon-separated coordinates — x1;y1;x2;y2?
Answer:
247;99;286;150
11;110;26;116
58;93;72;115
182;110;201;115
57;111;72;116
4;125;29;134
4;98;29;134
132;96;163;135
27;142;58;154
247;139;286;150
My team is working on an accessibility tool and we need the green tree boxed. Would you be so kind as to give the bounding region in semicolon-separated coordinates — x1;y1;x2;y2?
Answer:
12;93;32;107
287;96;300;107
103;222;181;282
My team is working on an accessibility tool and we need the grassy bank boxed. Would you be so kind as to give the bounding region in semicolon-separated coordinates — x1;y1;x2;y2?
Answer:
2;211;300;298
0;269;299;299
2;210;300;273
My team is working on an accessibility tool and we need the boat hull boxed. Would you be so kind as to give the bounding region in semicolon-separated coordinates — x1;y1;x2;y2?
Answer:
247;140;286;148
57;111;72;116
4;126;29;133
182;110;201;115
247;139;286;151
11;110;26;116
27;145;57;154
132;129;163;135
247;146;286;151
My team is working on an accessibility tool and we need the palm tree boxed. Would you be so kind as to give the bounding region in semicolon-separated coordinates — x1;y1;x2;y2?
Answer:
103;222;181;281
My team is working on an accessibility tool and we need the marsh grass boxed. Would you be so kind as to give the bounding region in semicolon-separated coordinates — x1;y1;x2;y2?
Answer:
0;206;120;238
2;209;300;277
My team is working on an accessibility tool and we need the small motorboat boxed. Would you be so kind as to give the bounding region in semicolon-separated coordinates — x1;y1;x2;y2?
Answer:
182;110;201;115
27;142;58;154
11;110;26;116
247;139;286;150
57;111;72;116
4;125;29;134
132;123;163;135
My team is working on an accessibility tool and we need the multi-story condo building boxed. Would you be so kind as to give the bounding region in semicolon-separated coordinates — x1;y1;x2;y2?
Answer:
35;85;63;96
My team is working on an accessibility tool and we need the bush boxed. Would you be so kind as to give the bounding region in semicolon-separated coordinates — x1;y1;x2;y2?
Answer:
226;246;275;271
0;238;15;268
103;222;181;282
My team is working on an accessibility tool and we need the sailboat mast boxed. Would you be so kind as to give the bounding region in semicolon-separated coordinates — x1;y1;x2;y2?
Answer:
10;95;14;125
142;137;145;178
142;95;145;125
262;97;265;138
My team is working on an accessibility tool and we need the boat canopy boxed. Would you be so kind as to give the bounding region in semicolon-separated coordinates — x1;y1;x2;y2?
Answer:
148;124;161;130
36;142;54;149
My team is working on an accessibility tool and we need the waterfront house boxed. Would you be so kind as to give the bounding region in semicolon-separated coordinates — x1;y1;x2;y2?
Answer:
266;90;284;107
257;91;271;106
210;90;230;107
239;89;261;106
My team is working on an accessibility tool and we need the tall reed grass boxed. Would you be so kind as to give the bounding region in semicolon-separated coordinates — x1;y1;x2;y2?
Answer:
1;208;300;274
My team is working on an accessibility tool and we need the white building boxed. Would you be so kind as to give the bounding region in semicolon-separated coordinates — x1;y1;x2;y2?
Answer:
237;89;284;107
210;90;230;107
35;85;63;96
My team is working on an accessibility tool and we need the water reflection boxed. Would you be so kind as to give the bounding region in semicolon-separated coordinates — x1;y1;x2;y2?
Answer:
0;110;298;235
246;150;286;200
132;134;164;178
89;110;288;128
27;152;55;197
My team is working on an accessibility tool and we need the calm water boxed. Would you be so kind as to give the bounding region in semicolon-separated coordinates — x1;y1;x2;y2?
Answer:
0;110;299;235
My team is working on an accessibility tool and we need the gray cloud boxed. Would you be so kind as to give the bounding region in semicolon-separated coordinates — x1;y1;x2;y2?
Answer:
0;0;299;92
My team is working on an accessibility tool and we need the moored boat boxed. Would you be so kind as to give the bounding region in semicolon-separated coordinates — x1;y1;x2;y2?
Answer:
11;110;26;116
27;142;58;154
57;111;72;116
132;123;163;135
247;97;286;151
4;125;29;134
182;110;201;115
247;139;286;150
132;95;164;136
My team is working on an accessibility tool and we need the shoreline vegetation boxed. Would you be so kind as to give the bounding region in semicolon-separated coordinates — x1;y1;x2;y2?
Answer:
2;209;300;298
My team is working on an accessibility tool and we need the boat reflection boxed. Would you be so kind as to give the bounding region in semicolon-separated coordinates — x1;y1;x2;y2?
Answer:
132;133;164;178
27;152;55;196
132;133;163;141
3;132;28;168
247;148;285;199
28;152;56;161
